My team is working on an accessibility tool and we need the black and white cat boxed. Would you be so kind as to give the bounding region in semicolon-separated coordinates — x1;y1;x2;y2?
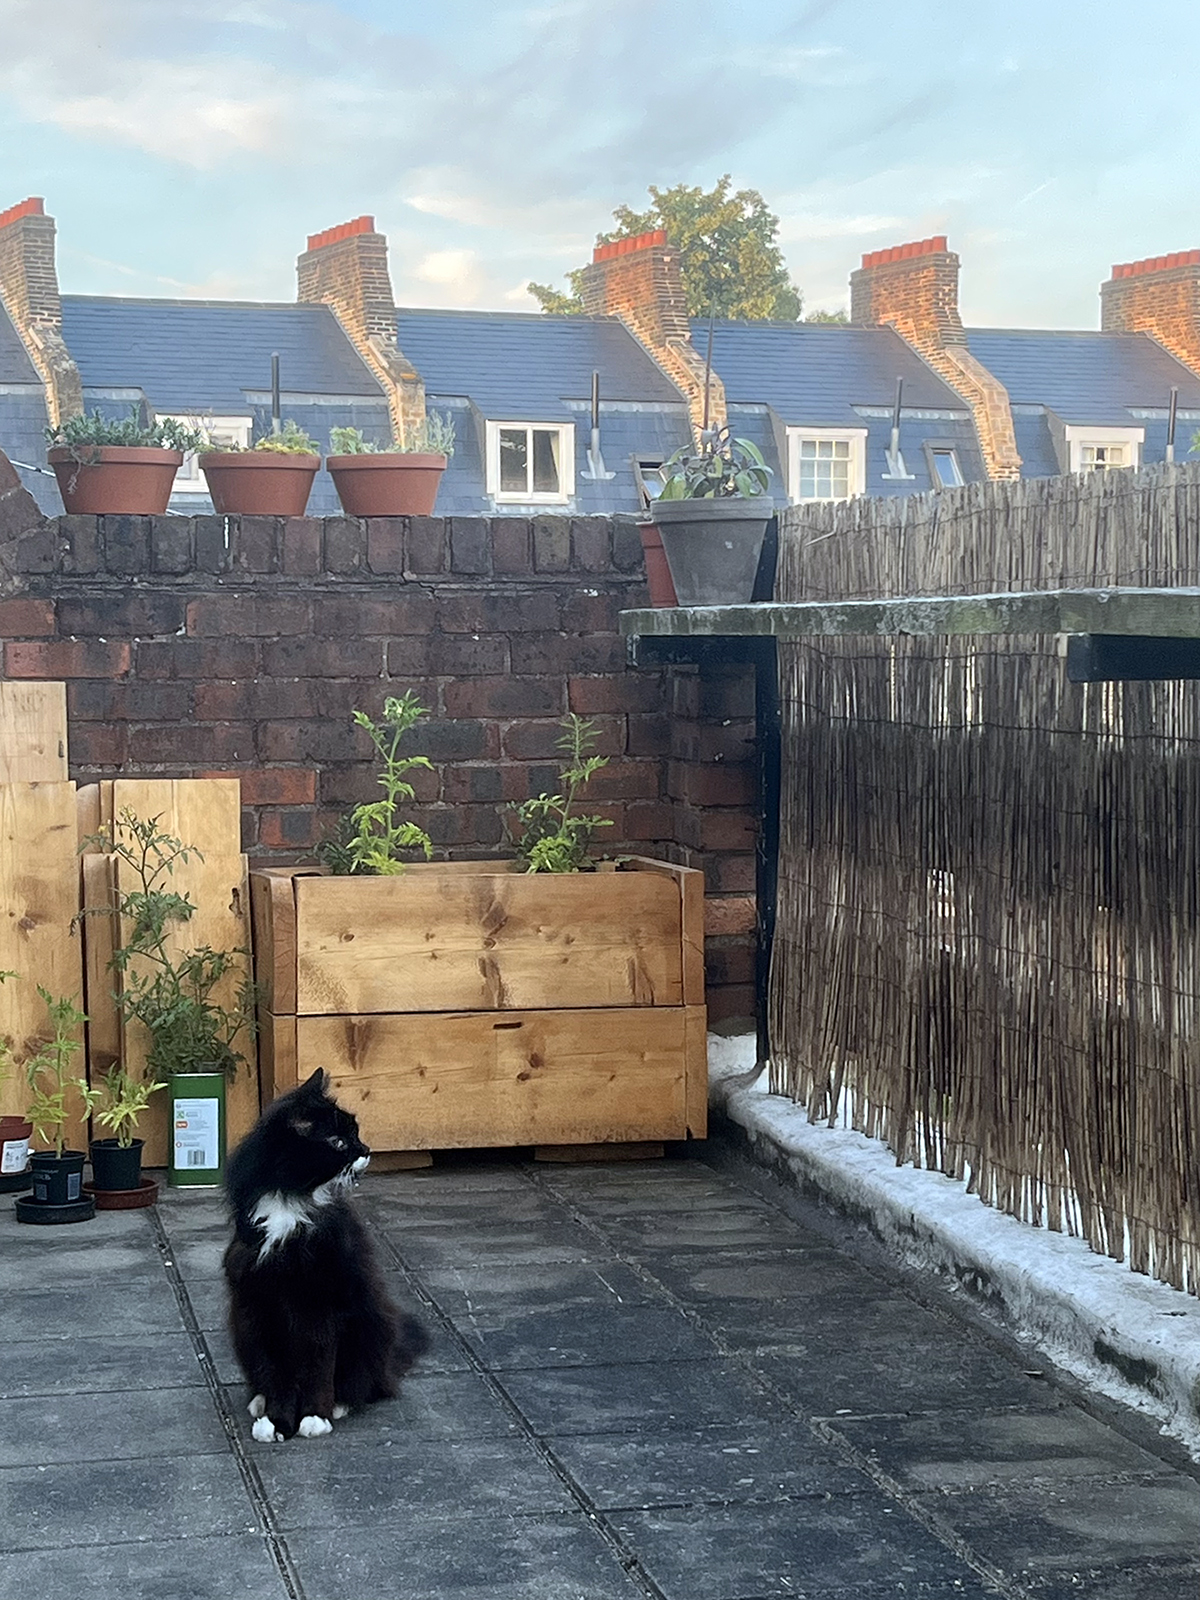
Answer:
223;1068;428;1442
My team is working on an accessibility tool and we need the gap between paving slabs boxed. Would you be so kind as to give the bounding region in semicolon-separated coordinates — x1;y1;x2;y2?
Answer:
707;1030;1200;1463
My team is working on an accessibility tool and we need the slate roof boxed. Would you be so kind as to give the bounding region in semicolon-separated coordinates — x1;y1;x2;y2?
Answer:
0;300;39;385
395;310;686;420
60;296;384;413
965;329;1200;424
692;320;969;425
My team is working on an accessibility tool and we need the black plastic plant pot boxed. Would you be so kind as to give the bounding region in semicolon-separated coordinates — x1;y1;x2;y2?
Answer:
652;497;773;606
89;1138;144;1192
14;1192;96;1225
29;1150;86;1206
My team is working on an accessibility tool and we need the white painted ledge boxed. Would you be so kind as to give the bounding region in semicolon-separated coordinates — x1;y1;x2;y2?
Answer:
708;1032;1200;1461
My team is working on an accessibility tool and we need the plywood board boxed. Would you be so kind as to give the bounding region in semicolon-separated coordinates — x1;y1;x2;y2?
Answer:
0;682;68;784
292;869;684;1015
110;778;242;860
80;852;121;1083
684;1003;708;1138
250;871;299;1016
0;782;87;1147
293;1006;690;1151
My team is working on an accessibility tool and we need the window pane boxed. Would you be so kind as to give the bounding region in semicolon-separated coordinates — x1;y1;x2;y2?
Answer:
499;428;527;493
796;436;850;499
932;449;962;487
531;428;560;494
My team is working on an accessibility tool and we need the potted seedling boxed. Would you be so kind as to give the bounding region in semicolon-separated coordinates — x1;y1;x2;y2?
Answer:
641;424;774;605
0;972;33;1196
85;811;256;1188
326;412;455;516
14;988;97;1225
255;696;706;1157
199;419;322;516
46;409;203;515
85;1067;167;1209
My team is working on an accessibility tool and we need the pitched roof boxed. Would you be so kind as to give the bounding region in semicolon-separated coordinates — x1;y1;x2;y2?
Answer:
964;329;1200;424
0;299;40;386
60;296;384;412
394;310;686;420
692;320;969;425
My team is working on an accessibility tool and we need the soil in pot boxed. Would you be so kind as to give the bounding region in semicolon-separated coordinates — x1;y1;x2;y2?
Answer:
0;1115;32;1192
328;452;446;516
89;1138;144;1193
200;452;320;516
48;447;183;515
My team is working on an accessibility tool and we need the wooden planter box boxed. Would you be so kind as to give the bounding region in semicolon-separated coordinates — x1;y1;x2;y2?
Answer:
250;858;706;1155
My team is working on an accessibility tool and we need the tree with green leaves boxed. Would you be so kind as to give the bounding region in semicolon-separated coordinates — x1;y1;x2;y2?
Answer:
528;176;804;322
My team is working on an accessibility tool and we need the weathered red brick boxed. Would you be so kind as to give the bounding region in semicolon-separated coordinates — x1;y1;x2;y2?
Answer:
443;677;562;719
259;808;322;850
0;598;54;637
200;768;318;805
186;594;311;638
5;639;131;678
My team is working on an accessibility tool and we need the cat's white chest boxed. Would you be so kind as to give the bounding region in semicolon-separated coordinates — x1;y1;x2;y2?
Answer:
252;1192;315;1258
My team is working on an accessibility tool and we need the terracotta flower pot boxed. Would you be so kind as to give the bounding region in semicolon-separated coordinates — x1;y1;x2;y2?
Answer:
47;446;183;515
327;452;447;516
636;519;679;607
200;452;320;516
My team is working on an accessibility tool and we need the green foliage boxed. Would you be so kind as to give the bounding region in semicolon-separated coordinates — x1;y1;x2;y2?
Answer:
803;308;850;325
529;175;802;321
81;811;256;1083
657;425;773;500
47;409;204;452
21;989;93;1158
315;810;361;876
341;694;435;875
252;419;320;455
329;411;455;458
91;1066;166;1149
511;716;613;873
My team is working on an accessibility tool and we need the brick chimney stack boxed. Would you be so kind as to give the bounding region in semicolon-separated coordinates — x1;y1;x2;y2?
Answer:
297;215;425;443
0;197;82;429
850;235;1021;481
1101;251;1200;375
580;230;724;433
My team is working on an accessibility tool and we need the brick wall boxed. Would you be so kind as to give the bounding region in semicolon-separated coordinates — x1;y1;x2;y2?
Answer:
0;197;82;429
1102;251;1200;375
0;509;758;1021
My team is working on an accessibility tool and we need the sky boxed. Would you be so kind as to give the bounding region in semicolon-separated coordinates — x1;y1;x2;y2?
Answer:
1;0;1196;328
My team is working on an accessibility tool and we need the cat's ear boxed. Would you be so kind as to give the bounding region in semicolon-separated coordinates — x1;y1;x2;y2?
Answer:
302;1068;329;1096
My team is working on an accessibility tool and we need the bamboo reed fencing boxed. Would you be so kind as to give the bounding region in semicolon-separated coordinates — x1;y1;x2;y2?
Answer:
770;463;1200;1293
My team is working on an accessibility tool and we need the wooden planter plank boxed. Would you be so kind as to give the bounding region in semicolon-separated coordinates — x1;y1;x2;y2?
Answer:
291;865;684;1015
80;852;120;1083
0;683;68;784
110;777;242;859
0;782;87;1147
292;1006;691;1151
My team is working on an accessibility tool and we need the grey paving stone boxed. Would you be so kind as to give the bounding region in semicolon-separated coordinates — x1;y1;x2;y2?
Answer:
647;1246;878;1306
0;1455;257;1552
364;1187;577;1228
0;1277;185;1340
702;1288;957;1351
257;1435;575;1529
587;1204;820;1254
0;1533;290;1600
831;1407;1181;1489
914;1478;1200;1575
496;1358;781;1437
0;1332;204;1398
184;1276;229;1332
227;1370;519;1444
1027;1558;1200;1598
610;1501;993;1599
0;1386;228;1466
363;1164;538;1198
285;1510;644;1600
451;1297;721;1369
418;1258;666;1323
384;1218;611;1272
552;1423;873;1508
0;1234;162;1288
165;1235;229;1281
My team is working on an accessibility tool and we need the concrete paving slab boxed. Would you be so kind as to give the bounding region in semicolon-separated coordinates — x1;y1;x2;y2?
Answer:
586;1202;819;1253
415;1259;666;1320
228;1371;520;1445
496;1358;782;1436
449;1298;722;1369
1027;1559;1200;1599
0;1533;291;1600
385;1218;610;1272
647;1245;880;1305
0;1386;229;1466
0;1276;185;1338
0;1331;203;1398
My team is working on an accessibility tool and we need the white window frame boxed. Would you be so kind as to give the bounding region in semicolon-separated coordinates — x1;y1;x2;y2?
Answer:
786;427;867;504
486;420;575;504
1063;424;1143;475
158;413;252;495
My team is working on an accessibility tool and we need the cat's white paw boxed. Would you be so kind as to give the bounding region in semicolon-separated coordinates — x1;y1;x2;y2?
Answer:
331;1403;349;1420
298;1414;333;1438
251;1416;283;1443
248;1394;267;1419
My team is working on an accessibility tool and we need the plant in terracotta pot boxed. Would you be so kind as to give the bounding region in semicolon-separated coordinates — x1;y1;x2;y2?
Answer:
0;971;33;1196
85;1067;166;1209
199;419;322;516
46;409;204;515
326;412;455;516
13;988;98;1225
641;424;773;606
85;810;257;1188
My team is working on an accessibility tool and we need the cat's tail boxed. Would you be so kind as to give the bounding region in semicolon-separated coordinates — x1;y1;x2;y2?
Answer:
393;1310;431;1377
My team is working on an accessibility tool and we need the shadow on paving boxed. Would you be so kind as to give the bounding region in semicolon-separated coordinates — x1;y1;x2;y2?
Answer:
1;1142;1198;1600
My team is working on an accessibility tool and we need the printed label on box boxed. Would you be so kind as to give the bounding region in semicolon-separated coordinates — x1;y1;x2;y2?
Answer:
173;1097;220;1171
1;1137;29;1175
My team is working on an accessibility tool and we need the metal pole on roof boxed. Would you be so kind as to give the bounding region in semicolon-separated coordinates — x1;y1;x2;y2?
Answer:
1166;386;1178;464
582;369;613;480
701;301;716;443
882;375;914;479
271;353;281;435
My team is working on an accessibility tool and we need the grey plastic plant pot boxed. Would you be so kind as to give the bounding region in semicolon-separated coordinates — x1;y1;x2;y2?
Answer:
651;497;773;606
168;1071;227;1188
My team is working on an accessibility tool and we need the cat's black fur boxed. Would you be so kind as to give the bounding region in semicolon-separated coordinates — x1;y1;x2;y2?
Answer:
223;1069;428;1441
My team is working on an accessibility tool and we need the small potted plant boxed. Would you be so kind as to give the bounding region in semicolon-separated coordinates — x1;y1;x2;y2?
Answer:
0;972;33;1196
85;1067;166;1209
46;409;203;515
326;412;455;516
641;424;774;605
13;988;97;1226
199;419;321;516
508;716;614;873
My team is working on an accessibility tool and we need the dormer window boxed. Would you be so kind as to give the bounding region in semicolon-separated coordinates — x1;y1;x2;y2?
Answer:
1062;425;1143;475
924;442;964;489
486;421;574;503
786;427;867;503
159;414;252;494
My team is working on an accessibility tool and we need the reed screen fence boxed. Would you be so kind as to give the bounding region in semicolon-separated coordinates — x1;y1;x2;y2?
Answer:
770;464;1200;1293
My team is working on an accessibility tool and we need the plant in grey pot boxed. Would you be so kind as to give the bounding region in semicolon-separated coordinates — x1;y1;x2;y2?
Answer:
644;425;773;605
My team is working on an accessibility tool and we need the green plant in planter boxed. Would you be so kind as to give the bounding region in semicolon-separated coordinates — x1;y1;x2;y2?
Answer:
511;715;614;872
198;418;320;456
319;693;434;876
329;411;456;457
22;989;96;1157
91;1066;166;1148
81;811;256;1081
657;423;772;500
46;408;205;455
